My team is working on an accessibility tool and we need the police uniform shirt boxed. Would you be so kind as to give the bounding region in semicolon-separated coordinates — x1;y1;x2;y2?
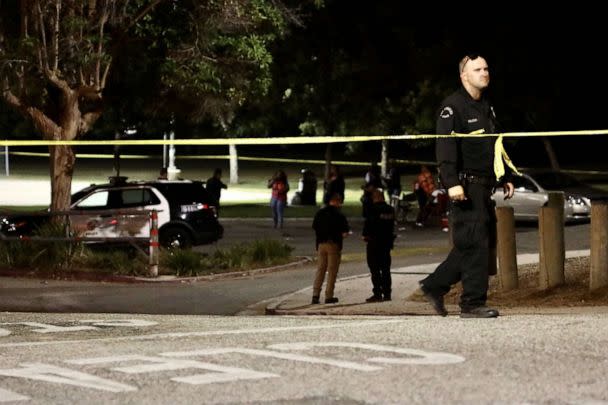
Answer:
363;202;395;244
436;87;499;189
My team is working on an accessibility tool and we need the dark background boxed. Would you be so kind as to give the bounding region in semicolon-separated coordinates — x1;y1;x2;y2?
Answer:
1;4;607;171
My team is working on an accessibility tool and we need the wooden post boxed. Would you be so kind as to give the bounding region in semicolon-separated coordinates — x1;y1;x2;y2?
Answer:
149;210;159;277
538;205;565;290
496;206;518;291
546;191;565;208
590;201;608;290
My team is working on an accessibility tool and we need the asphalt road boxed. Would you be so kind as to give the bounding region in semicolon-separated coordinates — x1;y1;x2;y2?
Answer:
1;312;607;404
0;220;592;315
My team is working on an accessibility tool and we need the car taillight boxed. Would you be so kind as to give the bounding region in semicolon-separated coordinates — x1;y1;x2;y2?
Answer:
197;203;209;210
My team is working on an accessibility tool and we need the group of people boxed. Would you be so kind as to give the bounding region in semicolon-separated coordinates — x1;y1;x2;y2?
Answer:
311;160;399;305
199;168;290;230
312;53;518;319
195;54;516;319
311;186;395;304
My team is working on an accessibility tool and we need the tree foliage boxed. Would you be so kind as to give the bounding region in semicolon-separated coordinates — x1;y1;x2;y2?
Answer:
0;0;295;210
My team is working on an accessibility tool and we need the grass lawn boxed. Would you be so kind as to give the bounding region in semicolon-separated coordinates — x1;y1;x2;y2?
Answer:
0;154;419;217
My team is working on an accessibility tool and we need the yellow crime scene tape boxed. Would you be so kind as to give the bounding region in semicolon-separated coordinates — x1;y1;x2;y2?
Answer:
7;151;434;167
9;150;602;176
2;129;608;147
3;129;607;172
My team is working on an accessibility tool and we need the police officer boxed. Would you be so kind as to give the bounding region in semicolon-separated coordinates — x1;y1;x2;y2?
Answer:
419;53;516;318
363;189;396;302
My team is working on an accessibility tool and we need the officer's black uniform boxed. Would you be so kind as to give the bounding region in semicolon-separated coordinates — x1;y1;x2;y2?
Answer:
363;201;395;300
420;86;508;311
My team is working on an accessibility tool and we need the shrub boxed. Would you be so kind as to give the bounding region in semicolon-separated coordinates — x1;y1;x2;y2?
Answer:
160;249;202;277
0;221;81;271
77;247;148;276
1;235;294;277
248;239;293;266
159;239;294;276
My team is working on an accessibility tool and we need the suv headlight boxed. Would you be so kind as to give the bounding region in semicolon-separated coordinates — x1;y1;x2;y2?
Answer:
566;195;588;206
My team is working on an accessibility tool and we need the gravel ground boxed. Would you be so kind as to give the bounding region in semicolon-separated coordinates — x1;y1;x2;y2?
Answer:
438;256;608;307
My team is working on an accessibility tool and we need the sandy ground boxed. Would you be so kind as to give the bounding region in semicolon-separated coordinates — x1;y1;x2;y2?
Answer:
410;256;608;308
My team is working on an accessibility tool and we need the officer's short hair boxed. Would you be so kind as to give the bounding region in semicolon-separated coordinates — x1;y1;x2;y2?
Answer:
459;53;482;73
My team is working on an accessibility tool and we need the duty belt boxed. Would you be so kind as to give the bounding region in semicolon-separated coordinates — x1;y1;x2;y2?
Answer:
459;172;496;187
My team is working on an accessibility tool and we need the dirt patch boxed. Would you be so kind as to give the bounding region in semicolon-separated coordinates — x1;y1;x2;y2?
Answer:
412;256;608;307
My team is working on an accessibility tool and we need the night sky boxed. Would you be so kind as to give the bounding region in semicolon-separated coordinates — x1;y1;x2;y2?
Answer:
289;4;608;167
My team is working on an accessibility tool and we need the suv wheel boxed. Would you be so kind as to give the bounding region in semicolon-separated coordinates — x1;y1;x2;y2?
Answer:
160;226;193;249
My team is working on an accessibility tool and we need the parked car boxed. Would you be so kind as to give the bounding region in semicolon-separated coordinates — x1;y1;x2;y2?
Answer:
492;170;608;222
0;177;223;248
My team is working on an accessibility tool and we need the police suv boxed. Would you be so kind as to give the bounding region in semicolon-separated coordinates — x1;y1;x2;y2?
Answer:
0;177;223;249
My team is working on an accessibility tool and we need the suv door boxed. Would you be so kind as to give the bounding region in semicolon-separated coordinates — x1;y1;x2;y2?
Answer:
70;186;168;241
69;189;114;238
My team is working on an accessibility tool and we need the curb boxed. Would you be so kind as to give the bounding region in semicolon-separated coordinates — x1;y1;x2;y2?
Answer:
265;273;371;315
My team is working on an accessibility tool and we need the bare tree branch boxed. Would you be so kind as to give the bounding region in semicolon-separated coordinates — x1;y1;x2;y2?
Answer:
35;0;50;72
2;79;61;139
95;1;109;88
52;0;60;72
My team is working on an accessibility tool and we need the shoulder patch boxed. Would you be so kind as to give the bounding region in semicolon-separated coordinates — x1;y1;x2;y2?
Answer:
440;106;454;119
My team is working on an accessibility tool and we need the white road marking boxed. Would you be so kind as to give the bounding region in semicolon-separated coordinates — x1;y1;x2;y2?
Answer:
0;319;158;338
78;320;158;327
162;348;382;371
3;322;98;334
0;388;29;402
0;363;136;393
67;355;278;385
269;342;465;365
1;341;466;399
0;319;405;348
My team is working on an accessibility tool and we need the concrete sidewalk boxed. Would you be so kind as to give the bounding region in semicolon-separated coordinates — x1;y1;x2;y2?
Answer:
265;271;441;316
265;249;592;316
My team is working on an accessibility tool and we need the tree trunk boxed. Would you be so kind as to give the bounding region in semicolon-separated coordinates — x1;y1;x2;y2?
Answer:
46;91;82;213
380;139;388;177
324;143;332;181
49;144;75;212
542;137;560;171
229;143;239;184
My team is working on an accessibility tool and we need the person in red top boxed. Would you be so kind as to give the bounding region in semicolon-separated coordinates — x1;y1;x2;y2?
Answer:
268;170;290;229
414;165;437;226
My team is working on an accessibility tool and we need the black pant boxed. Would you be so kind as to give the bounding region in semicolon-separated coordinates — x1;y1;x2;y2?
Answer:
366;241;392;297
420;183;496;310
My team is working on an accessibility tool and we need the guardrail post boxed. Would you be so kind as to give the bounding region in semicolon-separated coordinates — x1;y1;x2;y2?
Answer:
538;192;565;290
496;206;518;291
149;210;159;277
590;201;608;290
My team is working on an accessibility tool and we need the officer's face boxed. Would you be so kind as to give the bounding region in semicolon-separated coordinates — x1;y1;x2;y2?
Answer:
461;57;490;90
